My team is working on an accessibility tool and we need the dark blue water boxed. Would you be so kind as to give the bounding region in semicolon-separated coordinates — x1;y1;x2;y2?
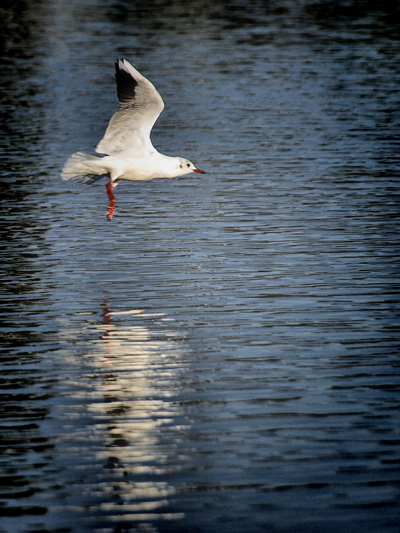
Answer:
1;1;399;532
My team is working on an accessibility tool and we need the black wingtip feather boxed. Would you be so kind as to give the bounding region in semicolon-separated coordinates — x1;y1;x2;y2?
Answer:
115;59;138;105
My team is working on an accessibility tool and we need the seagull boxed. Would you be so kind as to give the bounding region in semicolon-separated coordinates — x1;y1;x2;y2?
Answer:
62;58;205;219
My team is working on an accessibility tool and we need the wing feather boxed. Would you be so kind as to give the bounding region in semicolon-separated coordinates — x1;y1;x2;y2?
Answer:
95;59;164;156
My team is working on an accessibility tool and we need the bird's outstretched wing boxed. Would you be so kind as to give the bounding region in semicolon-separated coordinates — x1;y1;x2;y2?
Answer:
95;59;165;157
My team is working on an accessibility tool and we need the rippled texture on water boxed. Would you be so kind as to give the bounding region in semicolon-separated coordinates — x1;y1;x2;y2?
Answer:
1;1;399;532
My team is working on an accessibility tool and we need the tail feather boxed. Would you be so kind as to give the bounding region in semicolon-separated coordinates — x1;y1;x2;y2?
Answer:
61;152;109;184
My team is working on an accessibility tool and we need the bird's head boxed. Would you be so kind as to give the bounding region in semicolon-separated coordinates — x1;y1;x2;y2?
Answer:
177;157;206;176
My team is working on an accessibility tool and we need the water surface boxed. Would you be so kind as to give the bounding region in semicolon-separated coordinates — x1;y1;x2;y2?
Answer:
1;1;399;532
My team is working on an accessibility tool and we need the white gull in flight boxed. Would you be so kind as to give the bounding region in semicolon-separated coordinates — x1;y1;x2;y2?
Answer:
62;58;205;219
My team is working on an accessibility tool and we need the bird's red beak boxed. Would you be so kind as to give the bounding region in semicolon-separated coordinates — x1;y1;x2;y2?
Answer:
193;168;206;174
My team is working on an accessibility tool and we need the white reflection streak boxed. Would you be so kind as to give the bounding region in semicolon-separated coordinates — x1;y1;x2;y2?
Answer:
86;301;185;520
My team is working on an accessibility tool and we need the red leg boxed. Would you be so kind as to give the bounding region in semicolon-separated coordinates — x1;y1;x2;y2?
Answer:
106;180;116;220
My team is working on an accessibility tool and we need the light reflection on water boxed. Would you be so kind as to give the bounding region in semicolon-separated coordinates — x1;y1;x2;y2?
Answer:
1;0;400;532
38;306;189;530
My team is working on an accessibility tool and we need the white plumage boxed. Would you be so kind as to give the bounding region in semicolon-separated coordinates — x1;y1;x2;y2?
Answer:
62;59;205;187
95;59;164;158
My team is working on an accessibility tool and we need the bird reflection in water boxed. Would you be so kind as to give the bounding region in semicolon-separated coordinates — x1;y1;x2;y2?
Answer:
86;300;186;522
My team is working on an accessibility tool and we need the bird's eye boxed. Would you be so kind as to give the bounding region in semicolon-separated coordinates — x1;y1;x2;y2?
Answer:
187;163;190;167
